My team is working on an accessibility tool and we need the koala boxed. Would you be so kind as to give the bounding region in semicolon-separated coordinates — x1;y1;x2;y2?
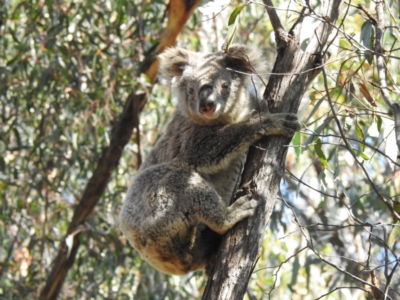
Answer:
119;44;301;275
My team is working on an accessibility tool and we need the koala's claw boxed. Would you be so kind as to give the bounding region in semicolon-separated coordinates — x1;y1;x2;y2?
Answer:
282;115;301;136
267;113;301;137
284;113;300;122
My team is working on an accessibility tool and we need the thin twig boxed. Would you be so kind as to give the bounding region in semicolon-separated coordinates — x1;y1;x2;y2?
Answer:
264;245;309;299
383;259;399;300
314;286;371;300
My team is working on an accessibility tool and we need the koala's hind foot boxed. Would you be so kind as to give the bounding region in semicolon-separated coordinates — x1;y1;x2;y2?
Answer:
205;195;258;235
260;113;301;137
204;195;258;276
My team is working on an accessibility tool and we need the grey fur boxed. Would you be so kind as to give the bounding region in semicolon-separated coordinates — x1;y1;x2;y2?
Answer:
119;45;301;275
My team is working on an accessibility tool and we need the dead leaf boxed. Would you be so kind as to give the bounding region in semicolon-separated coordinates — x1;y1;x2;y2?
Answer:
357;82;377;107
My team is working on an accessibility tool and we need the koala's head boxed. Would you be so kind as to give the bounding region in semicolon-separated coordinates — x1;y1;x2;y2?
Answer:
158;45;266;125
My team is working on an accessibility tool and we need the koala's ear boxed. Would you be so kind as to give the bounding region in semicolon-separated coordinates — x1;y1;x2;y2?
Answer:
158;48;196;80
224;44;266;75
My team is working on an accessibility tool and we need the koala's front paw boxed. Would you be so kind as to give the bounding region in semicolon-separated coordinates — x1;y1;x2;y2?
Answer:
262;113;301;137
280;113;302;136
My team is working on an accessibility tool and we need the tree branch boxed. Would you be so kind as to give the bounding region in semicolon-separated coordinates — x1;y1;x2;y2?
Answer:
39;1;201;299
262;0;288;47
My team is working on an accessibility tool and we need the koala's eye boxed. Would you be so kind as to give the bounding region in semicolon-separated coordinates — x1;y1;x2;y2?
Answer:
188;87;194;95
221;82;229;89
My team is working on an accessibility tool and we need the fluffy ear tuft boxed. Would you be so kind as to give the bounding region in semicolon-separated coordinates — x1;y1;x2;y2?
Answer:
158;48;197;80
224;44;266;75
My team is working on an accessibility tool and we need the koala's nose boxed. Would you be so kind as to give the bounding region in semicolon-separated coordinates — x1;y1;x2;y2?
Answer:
199;103;216;115
198;85;216;115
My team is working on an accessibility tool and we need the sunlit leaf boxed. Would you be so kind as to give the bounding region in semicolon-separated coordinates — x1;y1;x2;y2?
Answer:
360;20;375;64
290;257;300;286
355;120;364;141
292;131;301;158
228;4;247;26
387;223;400;248
225;4;247;50
388;201;400;248
357;82;376;107
303;116;331;151
336;178;352;201
384;122;397;170
377;115;383;131
314;138;330;169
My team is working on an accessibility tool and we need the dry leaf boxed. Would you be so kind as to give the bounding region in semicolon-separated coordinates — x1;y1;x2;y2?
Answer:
357;82;377;107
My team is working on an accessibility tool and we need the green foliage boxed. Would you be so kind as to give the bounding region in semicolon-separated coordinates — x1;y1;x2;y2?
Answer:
0;0;183;298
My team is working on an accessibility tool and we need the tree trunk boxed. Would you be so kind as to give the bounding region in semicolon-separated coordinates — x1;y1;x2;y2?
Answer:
202;1;343;299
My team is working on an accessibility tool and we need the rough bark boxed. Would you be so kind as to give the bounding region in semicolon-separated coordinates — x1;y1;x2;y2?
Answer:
202;1;343;299
40;1;201;299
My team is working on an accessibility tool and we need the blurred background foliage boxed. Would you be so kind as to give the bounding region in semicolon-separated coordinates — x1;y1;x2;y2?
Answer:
0;0;399;299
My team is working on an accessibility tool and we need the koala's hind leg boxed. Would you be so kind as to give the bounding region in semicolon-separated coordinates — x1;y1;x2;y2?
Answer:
171;168;259;235
121;163;258;273
140;164;259;239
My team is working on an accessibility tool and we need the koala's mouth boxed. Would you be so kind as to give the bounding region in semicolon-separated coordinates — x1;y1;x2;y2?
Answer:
199;103;221;119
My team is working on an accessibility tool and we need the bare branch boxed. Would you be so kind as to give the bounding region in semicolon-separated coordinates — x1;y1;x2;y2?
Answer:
384;261;400;300
315;286;371;300
262;0;289;47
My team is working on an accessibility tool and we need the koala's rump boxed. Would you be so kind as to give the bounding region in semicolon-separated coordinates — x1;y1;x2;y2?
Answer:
120;163;221;274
